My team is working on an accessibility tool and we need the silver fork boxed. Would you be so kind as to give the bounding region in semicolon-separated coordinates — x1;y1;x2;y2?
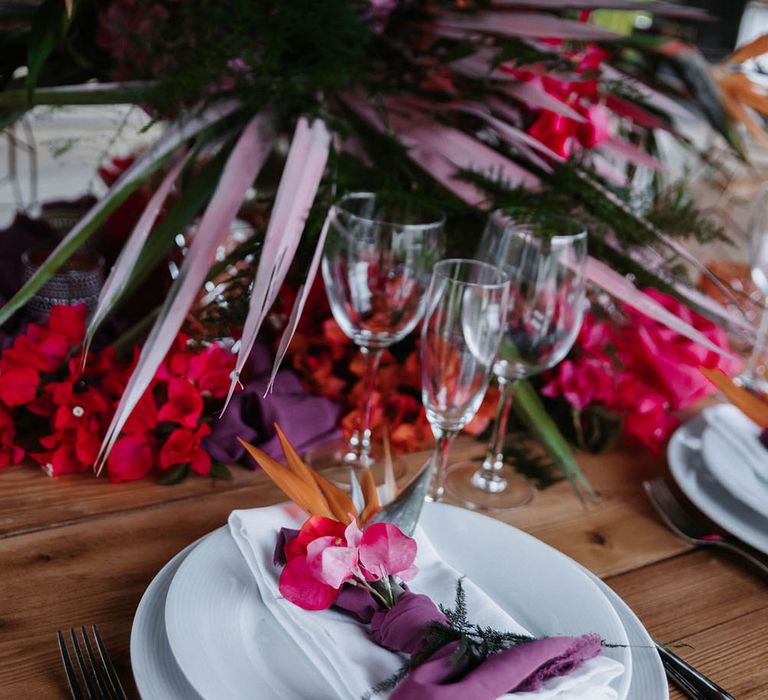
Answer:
643;477;768;577
57;624;128;700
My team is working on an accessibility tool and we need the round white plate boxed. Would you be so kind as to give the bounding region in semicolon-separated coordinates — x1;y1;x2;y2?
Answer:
130;513;667;699
130;541;203;700
163;502;631;700
701;408;768;516
669;414;768;555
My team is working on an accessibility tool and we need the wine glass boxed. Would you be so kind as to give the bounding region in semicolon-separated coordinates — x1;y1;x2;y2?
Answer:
738;183;768;393
319;192;444;478
445;212;588;511
421;259;510;502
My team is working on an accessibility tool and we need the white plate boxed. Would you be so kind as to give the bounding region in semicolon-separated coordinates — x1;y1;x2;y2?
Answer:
130;541;203;700
163;502;632;700
669;414;768;555
130;522;666;699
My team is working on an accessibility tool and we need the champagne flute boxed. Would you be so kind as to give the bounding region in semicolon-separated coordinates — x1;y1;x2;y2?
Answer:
446;212;588;511
421;259;510;502
738;183;768;393
319;192;444;478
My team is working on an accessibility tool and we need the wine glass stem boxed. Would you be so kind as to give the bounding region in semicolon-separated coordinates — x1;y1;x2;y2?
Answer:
481;378;516;476
428;431;455;502
741;304;768;388
346;346;383;466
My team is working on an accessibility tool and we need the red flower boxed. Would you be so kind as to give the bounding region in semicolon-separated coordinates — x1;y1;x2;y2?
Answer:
0;404;24;468
188;344;235;398
0;366;40;406
107;433;158;482
159;424;211;474
156;378;204;427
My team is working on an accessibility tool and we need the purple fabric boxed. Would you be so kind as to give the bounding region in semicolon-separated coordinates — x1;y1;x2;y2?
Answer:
273;527;299;566
203;342;343;465
334;585;382;624
371;592;448;655
351;591;602;700
760;430;768;451
390;634;602;699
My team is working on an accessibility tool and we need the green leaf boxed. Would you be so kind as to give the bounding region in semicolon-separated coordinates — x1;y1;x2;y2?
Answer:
26;0;68;100
209;463;233;480
0;81;162;109
513;380;599;504
157;464;190;485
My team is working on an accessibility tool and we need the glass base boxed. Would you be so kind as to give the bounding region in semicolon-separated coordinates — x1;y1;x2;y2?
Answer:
303;438;407;488
445;460;535;512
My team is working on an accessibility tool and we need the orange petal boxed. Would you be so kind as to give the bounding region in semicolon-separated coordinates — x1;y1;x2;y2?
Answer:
700;368;768;429
310;470;358;524
238;438;334;518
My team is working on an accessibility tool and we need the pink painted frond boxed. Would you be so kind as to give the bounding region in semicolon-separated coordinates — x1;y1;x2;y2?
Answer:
94;114;275;474
507;80;587;122
604;94;682;136
436;10;622;41
266;213;333;393
82;150;190;365
585;257;737;359
599;136;666;171
224;117;331;409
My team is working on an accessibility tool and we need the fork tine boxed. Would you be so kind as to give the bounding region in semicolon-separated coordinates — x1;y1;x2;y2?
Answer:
80;626;112;699
92;625;128;700
69;628;97;699
57;630;85;700
643;479;697;543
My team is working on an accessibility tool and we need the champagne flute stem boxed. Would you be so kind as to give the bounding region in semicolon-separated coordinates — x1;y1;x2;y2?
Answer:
428;432;455;502
481;378;516;476
347;346;383;466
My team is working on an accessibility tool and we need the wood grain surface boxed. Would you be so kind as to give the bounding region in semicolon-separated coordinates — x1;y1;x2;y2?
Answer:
0;436;765;699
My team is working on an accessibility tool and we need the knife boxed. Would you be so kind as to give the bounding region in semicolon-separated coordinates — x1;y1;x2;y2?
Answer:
655;640;735;700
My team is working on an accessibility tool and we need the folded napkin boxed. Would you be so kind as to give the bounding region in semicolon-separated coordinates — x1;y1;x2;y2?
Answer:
228;505;624;700
703;404;768;483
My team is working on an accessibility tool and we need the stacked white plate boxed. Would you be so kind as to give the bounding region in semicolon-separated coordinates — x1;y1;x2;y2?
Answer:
130;502;667;699
668;403;768;554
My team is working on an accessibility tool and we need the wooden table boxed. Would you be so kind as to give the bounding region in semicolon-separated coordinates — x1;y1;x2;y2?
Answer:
1;438;766;699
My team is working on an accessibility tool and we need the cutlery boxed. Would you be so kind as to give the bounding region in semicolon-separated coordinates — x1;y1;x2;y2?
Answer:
655;639;735;700
57;624;128;700
643;477;768;577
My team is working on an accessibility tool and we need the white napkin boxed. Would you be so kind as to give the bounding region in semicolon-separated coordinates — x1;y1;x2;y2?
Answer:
703;404;768;483
228;504;624;700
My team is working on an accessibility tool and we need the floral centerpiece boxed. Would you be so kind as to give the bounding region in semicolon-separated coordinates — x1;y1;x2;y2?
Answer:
0;0;762;488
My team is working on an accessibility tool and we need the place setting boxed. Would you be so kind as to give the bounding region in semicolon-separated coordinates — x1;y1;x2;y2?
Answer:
126;200;668;700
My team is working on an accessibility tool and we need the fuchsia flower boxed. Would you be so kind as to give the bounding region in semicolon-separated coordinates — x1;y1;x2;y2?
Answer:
279;516;418;611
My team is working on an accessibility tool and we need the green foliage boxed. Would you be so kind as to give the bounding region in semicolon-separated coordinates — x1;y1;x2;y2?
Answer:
502;433;564;490
26;0;69;99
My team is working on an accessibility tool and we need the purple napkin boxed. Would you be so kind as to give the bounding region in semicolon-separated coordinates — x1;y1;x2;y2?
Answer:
203;342;343;465
334;588;602;699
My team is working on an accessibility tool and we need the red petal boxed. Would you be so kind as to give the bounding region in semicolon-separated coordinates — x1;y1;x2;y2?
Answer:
278;556;339;610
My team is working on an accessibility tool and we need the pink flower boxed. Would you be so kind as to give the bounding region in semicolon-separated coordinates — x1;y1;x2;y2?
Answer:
279;516;418;611
358;522;418;582
620;289;741;411
541;358;617;411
